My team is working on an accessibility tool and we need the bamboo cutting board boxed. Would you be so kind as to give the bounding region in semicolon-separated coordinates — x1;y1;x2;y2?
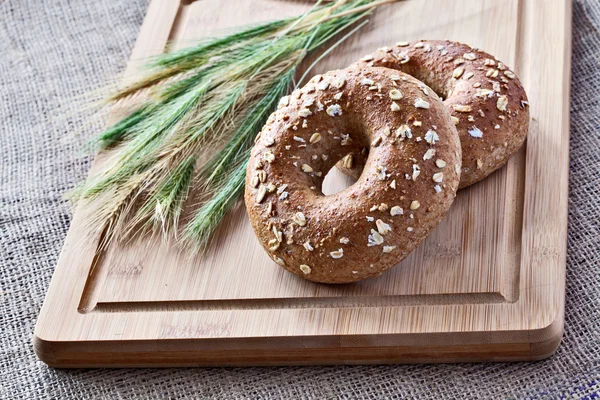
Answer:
34;0;571;367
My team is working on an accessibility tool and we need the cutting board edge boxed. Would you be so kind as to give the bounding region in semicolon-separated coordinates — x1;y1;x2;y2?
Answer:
33;314;563;367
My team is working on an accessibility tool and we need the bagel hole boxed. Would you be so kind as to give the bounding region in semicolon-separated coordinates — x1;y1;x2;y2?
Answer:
322;166;358;196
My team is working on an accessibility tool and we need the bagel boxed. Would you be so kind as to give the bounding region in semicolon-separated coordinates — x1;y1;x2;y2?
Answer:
341;40;529;189
244;66;461;283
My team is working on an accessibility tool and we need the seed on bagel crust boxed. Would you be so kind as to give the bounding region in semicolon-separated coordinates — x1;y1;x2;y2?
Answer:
432;172;444;183
326;104;342;116
299;264;311;274
414;98;430;109
376;219;392;235
468;126;483;138
330;249;344;259
389;89;403;100
293;212;306;226
410;200;421;210
424;130;439;145
423;148;436;160
390;206;403;216
391;102;401;112
453;104;472;113
368;229;385;246
436;159;447;168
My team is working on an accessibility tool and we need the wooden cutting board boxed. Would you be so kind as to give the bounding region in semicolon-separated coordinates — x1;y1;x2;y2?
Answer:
34;0;571;367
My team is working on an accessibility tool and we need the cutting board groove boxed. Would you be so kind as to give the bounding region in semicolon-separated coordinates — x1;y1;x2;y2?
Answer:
34;0;570;367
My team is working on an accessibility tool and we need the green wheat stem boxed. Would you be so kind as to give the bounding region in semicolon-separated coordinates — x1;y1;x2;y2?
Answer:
78;0;394;251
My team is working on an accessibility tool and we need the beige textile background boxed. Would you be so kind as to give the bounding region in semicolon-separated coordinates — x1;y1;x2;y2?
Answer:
1;0;599;398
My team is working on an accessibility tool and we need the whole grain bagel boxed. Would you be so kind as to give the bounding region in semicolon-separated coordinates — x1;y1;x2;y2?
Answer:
340;40;529;189
245;66;461;283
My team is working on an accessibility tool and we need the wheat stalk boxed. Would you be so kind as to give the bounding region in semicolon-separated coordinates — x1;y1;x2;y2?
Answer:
75;0;396;251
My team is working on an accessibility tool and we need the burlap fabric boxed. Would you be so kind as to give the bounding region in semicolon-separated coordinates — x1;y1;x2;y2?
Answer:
1;0;599;398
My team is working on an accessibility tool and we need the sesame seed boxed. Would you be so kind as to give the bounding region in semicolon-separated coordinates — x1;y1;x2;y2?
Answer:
272;226;283;242
330;248;344;259
410;200;421;210
263;151;275;163
293;212;306;226
453;104;472;113
299;264;311;274
309;132;322;144
316;81;329;91
414;42;424;48
396;124;412;139
423;148;436;160
293;136;305;143
435;159;447;168
376;219;392;235
383;246;396;253
341;154;353;169
407;227;414;232
432;172;444;183
376;165;388;181
504;70;516;79
298;108;312;118
463;52;477;60
390;206;403;216
371;136;382;147
334;77;346;89
475;88;494;98
326;104;342;117
453;67;464;79
484;59;496;66
497;95;508;112
251;176;260;188
414;98;430;109
412;164;421;181
463;71;474;80
256;186;267;203
368;229;384;246
424;130;439;145
263;136;275;147
477;159;483;169
468;126;483;138
396;41;409;47
389;89;403;100
277;184;288;194
361;78;374;86
274;256;285;266
268;239;280;251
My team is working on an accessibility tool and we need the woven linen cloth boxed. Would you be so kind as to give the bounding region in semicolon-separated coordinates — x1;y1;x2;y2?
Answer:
1;0;599;398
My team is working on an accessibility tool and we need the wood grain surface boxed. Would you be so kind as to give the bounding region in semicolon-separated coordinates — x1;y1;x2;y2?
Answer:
34;0;571;367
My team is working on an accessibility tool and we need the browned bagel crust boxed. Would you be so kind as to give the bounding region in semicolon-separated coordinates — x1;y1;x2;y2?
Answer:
244;66;461;283
344;40;529;189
